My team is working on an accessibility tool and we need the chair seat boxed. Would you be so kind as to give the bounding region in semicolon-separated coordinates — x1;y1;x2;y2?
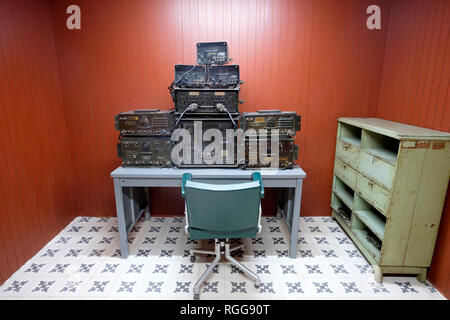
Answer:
188;226;259;240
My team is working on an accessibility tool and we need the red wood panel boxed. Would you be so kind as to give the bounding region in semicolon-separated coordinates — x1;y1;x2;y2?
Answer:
0;0;76;284
50;0;389;219
377;0;450;298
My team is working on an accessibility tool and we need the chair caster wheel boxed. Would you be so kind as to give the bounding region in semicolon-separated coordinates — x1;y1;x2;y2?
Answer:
190;255;196;263
194;293;200;300
254;282;260;289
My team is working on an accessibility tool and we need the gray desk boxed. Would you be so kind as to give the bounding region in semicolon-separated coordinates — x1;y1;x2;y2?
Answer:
110;166;306;258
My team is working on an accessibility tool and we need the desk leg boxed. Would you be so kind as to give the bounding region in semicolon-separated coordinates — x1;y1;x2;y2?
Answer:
276;188;283;220
144;187;151;221
289;179;303;258
113;178;129;258
286;188;294;228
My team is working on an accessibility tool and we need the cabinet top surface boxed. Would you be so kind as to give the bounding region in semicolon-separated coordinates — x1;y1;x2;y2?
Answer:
338;117;450;140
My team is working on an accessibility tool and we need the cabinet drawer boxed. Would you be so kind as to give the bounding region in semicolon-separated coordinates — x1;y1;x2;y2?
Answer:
357;151;396;190
334;158;357;190
336;139;360;168
356;174;390;215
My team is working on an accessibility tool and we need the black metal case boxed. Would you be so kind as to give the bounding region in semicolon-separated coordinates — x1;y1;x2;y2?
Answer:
117;136;172;167
174;65;207;88
209;65;240;88
173;87;240;115
115;109;175;136
239;110;301;137
238;136;299;169
173;116;239;168
196;41;228;65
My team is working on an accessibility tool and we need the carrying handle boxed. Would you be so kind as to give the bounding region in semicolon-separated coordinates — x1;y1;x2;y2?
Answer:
296;115;301;131
134;109;160;113
257;110;281;113
117;143;122;158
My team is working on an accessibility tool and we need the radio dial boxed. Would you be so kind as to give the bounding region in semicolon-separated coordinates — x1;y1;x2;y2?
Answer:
142;142;151;151
139;117;150;127
266;118;276;127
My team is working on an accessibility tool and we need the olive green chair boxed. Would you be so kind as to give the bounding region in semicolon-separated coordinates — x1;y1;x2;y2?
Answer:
181;172;264;300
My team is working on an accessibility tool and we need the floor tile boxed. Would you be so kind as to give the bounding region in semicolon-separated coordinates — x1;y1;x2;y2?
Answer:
0;216;445;300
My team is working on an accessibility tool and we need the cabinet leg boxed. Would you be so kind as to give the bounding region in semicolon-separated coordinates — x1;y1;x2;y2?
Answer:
330;212;336;220
373;265;383;283
416;269;427;283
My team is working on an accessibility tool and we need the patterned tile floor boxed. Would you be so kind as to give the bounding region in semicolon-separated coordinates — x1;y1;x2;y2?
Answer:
0;216;445;300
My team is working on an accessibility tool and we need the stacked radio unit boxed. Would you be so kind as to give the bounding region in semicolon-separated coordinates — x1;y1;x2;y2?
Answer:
169;42;241;167
114;41;301;169
115;109;174;167
239;110;301;169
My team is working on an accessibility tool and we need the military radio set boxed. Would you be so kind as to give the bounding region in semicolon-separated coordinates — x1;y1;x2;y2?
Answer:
169;41;241;167
238;110;301;169
115;109;174;167
115;41;301;169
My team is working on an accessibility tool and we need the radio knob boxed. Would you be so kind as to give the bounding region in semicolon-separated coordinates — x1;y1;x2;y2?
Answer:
142;142;151;151
139;117;150;127
266;118;276;127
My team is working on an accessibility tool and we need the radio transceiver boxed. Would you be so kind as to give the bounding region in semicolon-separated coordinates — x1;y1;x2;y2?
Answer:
174;117;239;168
174;65;206;88
196;41;228;65
117;136;172;167
173;88;241;115
239;110;301;136
239;136;299;169
174;65;240;89
209;65;240;88
115;109;175;136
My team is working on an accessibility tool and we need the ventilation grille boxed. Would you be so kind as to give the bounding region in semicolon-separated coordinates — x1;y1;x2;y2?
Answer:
152;118;169;126
278;117;294;128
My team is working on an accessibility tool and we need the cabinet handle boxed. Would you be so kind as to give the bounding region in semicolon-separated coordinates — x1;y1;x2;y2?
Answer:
343;163;347;169
343;143;351;150
368;180;374;188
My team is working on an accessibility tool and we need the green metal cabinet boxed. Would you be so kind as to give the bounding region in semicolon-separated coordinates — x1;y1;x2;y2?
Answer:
331;117;450;282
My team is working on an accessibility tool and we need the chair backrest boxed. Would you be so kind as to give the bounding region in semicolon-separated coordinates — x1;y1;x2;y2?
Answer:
182;173;263;239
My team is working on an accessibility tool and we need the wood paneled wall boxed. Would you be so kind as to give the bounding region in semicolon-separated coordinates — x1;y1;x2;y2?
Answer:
376;0;450;299
50;0;389;218
0;0;76;283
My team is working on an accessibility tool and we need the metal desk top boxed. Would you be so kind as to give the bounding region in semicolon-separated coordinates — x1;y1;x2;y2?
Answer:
111;165;307;180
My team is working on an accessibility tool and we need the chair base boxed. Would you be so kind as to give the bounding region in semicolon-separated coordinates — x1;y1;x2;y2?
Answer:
190;239;261;300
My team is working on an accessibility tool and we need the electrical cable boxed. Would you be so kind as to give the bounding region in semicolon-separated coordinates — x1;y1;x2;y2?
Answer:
216;103;237;129
175;103;199;127
175;108;189;127
169;65;202;100
224;108;237;129
174;65;197;86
